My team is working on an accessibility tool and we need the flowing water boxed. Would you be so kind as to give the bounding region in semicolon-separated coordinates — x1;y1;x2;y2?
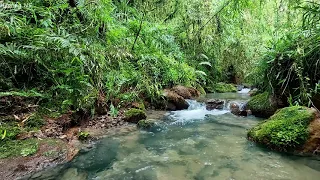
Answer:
25;91;320;180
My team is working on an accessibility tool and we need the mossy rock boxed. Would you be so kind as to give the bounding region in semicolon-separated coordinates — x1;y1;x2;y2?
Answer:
124;108;147;123
137;119;156;129
247;92;278;118
208;83;237;93
247;106;315;152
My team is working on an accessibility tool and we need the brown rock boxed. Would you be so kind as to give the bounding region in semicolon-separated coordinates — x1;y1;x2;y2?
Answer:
301;110;320;155
206;99;224;110
171;85;200;99
230;103;240;115
163;90;189;110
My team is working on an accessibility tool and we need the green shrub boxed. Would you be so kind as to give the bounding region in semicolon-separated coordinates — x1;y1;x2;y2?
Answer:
247;106;315;151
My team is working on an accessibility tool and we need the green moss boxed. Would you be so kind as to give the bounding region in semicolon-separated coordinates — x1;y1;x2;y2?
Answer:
0;139;39;158
209;83;237;93
78;131;90;141
247;106;315;151
137;119;156;129
124;108;147;123
247;92;277;117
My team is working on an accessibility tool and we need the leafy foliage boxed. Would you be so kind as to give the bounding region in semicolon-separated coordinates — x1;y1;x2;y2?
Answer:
208;82;237;93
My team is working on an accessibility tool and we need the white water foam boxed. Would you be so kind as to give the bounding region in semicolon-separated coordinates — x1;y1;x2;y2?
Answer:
238;88;250;94
168;100;229;124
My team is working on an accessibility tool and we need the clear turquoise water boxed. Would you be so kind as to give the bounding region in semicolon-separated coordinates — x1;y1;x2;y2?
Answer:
26;93;320;180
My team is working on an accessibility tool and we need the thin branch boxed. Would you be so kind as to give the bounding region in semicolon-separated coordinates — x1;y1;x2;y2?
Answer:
132;18;143;51
195;0;232;37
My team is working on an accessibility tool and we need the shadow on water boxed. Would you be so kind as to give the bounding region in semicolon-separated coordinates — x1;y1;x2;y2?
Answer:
25;92;320;180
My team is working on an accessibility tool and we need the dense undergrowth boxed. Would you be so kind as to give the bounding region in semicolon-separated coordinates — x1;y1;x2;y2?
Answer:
1;0;320;158
252;1;320;108
0;0;202;116
1;0;318;115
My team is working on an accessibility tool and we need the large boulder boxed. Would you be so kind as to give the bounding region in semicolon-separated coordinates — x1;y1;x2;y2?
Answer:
247;106;320;154
163;90;189;111
247;92;280;118
206;99;224;110
171;85;200;99
124;108;147;123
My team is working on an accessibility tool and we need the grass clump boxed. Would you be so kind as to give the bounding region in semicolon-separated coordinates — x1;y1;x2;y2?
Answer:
0;122;21;141
209;83;237;93
0;139;39;158
247;106;315;152
25;114;45;129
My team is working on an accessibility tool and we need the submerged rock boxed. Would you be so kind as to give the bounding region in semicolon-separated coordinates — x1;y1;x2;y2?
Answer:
61;168;87;180
206;99;224;110
124;108;147;123
246;92;280;118
137;119;157;130
247;106;320;154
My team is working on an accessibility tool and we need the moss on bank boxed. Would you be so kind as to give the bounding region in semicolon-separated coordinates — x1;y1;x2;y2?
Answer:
207;83;237;93
0;139;39;159
247;92;278;118
247;106;315;152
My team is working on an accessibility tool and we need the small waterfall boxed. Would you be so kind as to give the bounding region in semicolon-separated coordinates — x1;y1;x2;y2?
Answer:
167;99;229;124
238;88;251;94
185;99;205;110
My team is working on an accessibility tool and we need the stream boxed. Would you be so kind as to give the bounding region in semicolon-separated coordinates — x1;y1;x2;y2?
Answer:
25;90;320;180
